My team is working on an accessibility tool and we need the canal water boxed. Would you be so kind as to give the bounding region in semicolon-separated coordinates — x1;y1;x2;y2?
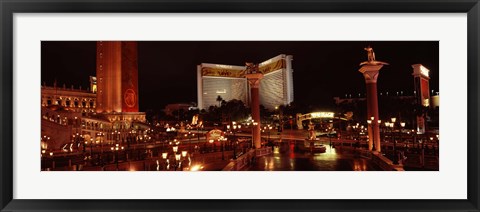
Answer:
246;140;380;171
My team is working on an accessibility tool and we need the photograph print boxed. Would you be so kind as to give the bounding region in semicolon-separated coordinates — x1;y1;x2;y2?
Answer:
40;41;439;171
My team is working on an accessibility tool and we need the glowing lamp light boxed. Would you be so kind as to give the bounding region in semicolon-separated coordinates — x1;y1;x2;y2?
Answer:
175;153;181;161
190;165;202;171
400;122;406;128
181;151;188;157
391;117;397;123
162;152;168;159
173;146;178;153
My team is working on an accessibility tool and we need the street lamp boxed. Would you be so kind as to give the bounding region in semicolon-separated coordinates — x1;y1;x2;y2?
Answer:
367;117;375;151
390;117;398;165
232;124;238;159
208;139;214;152
221;137;227;160
111;144;124;171
328;126;333;147
400;122;406;149
49;152;54;170
367;116;376;151
161;152;169;170
175;153;181;171
89;138;93;156
252;122;258;149
268;125;273;151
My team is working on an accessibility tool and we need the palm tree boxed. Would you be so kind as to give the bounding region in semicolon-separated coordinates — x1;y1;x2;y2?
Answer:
216;95;223;107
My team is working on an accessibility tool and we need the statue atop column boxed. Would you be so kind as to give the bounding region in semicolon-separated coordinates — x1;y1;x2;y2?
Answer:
360;46;389;66
245;62;259;74
364;45;376;62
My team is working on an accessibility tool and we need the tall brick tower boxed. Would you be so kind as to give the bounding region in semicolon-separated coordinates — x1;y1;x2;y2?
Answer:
96;41;139;113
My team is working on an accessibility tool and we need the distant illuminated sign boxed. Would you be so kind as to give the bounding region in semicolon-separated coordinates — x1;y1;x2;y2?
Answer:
420;66;429;77
206;129;224;141
215;64;233;69
310;112;334;118
216;89;226;94
201;67;245;78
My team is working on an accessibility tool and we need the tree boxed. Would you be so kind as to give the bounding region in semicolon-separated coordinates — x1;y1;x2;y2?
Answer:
216;95;223;107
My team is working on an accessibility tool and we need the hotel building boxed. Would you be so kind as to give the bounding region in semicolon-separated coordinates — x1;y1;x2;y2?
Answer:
197;54;294;110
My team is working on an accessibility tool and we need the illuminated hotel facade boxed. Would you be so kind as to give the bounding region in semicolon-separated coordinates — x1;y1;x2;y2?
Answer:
197;54;294;110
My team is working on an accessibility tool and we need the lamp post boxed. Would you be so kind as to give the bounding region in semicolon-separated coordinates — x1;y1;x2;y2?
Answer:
232;123;239;159
111;144;124;171
400;122;406;148
366;117;381;151
172;150;188;171
328;126;333;147
252;122;258;149
377;119;382;150
174;153;181;171
89;138;93;156
367;116;376;151
390;117;398;165
162;152;168;170
49;152;54;170
246;122;251;148
181;150;188;170
208;139;214;152
220;136;224;160
268;125;273;151
222;137;227;160
384;121;390;143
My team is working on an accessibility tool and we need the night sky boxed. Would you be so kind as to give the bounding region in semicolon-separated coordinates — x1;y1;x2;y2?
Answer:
41;41;438;112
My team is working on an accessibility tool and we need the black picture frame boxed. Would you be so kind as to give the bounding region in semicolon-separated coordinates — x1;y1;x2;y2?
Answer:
1;0;479;211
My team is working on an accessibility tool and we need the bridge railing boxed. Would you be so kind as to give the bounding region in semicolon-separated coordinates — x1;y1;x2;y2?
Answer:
356;148;404;171
222;147;273;171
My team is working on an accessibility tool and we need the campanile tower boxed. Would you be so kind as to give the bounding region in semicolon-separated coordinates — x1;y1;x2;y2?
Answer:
96;41;139;113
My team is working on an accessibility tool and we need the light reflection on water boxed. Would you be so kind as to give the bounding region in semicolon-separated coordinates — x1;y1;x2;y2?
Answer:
248;140;378;171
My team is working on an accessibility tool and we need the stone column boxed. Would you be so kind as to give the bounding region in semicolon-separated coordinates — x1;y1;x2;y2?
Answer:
246;73;263;149
359;64;386;152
